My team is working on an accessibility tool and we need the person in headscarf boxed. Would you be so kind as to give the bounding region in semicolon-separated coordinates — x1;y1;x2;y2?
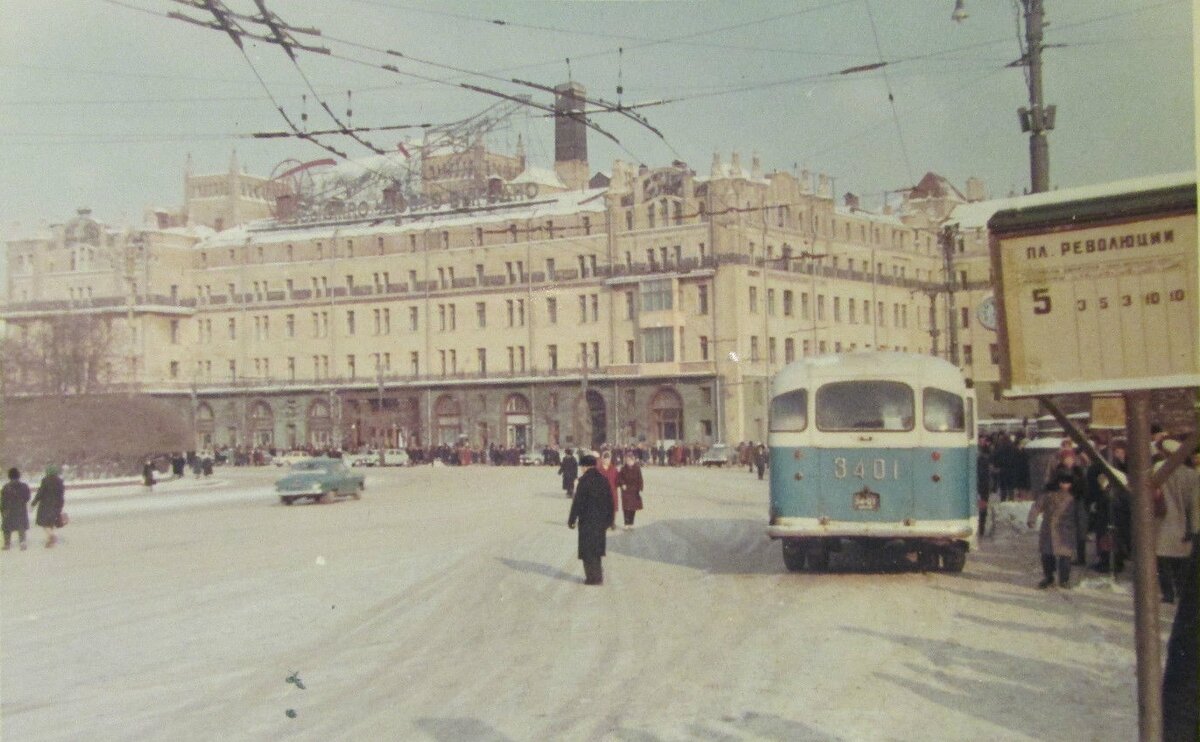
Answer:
568;454;614;585
1;467;31;550
30;465;65;548
596;450;620;528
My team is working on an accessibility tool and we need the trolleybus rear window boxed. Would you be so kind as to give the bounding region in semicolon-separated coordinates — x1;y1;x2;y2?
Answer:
769;389;807;432
815;381;914;432
922;387;966;432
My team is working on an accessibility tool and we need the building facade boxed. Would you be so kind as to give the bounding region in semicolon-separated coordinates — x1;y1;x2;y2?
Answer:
5;81;1021;451
5;153;1016;452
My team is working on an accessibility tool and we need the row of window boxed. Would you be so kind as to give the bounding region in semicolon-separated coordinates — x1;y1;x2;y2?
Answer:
747;286;911;328
197;218;599;269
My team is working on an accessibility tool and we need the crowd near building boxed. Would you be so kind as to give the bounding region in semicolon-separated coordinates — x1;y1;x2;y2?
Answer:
2;83;1023;454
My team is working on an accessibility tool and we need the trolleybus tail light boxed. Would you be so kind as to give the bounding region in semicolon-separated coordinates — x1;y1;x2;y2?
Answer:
931;451;941;462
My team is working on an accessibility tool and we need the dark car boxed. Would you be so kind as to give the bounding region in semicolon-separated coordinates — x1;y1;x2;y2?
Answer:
275;457;365;505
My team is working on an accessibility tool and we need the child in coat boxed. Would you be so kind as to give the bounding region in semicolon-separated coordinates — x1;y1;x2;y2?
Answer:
1028;472;1078;588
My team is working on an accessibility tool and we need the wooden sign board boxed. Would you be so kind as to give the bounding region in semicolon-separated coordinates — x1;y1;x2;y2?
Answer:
989;178;1198;397
1090;394;1127;430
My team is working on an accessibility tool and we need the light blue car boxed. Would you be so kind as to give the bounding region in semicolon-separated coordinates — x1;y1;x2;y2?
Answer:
275;457;365;505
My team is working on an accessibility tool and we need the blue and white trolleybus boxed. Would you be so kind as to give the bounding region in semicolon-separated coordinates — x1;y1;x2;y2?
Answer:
767;353;978;572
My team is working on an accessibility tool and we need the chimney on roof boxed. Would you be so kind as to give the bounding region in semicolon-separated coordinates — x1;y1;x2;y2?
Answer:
553;81;589;191
965;177;988;202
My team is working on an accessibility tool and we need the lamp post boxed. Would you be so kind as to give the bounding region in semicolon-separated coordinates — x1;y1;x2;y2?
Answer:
953;0;1055;194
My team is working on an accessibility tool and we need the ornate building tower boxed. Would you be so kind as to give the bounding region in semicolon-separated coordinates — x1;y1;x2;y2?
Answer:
553;82;589;191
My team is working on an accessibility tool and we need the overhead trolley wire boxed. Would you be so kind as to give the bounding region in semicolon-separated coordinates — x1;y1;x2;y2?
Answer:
863;0;914;188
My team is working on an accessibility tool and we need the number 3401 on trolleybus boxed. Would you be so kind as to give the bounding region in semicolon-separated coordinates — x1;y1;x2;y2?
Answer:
767;352;978;572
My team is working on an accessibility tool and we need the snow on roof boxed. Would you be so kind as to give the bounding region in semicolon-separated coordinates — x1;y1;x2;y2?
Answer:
910;171;965;201
201;188;608;248
832;203;907;227
510;166;566;189
948;171;1196;231
3;223;54;242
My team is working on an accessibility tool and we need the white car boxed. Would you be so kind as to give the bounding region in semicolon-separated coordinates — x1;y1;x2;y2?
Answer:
379;449;411;466
274;451;313;467
346;452;379;467
519;452;545;466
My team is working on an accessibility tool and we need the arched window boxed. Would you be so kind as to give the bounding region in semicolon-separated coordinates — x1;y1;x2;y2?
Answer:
649;387;684;442
435;394;462;445
504;394;532;448
249;401;274;446
307;399;333;447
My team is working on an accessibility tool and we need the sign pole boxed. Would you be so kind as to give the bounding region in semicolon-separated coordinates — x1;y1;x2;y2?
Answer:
1125;389;1163;742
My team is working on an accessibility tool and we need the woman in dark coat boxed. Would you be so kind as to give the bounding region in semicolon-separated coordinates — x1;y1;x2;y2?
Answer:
1;467;31;550
617;453;644;529
558;449;578;498
568;455;614;585
30;465;65;548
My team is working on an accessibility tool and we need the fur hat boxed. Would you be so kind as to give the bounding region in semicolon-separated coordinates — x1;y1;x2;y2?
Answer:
579;454;598;467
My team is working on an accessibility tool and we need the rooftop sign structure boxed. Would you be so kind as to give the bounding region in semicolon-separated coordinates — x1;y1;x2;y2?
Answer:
987;175;1198;397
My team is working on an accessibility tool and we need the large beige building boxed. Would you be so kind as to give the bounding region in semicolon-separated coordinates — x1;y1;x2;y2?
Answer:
4;89;1015;451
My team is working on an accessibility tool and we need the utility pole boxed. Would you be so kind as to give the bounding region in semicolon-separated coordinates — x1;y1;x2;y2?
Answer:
940;224;960;366
954;1;1055;194
1020;0;1053;193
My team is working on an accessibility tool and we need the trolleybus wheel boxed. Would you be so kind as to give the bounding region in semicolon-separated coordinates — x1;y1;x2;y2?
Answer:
941;547;966;573
782;540;807;572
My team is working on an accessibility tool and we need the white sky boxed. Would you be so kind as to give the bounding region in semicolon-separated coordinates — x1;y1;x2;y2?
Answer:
0;0;1194;231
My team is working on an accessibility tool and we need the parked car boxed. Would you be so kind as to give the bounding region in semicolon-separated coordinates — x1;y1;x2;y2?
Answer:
274;451;312;467
276;458;365;505
519;451;544;466
699;443;737;467
346;451;379;467
378;449;411;466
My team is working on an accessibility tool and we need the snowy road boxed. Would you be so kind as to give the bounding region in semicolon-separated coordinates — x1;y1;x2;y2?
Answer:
1;464;1146;741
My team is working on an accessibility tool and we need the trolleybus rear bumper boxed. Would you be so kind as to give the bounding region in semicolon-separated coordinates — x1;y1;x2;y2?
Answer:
768;518;974;541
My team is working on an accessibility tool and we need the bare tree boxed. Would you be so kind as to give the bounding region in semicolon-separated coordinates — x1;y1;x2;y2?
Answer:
1;395;189;476
0;315;187;474
1;315;118;395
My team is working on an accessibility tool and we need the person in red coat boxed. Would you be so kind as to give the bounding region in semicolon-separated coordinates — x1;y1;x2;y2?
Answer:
596;450;620;530
617;453;644;529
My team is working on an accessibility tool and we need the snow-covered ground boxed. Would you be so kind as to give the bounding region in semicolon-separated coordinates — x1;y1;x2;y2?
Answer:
1;465;1156;741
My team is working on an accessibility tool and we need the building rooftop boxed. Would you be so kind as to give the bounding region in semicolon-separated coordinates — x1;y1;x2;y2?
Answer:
947;171;1195;231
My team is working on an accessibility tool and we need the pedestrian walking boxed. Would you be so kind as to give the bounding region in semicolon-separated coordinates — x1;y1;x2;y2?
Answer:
1;468;31;551
568;454;614;585
596;450;620;528
754;443;768;480
1154;442;1198;604
142;460;156;488
558;448;578;498
30;465;65;548
617;453;644;529
1028;472;1077;589
977;438;993;538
